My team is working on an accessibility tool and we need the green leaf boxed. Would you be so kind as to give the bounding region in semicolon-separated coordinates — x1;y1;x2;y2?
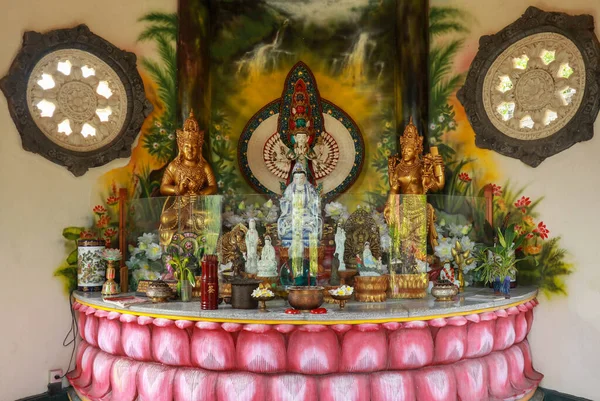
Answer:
498;231;507;248
187;270;196;286
63;227;84;240
66;249;78;265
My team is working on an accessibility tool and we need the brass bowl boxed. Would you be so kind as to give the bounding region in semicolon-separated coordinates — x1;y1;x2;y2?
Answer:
145;280;173;303
288;286;324;311
254;295;276;311
330;293;353;309
431;280;458;302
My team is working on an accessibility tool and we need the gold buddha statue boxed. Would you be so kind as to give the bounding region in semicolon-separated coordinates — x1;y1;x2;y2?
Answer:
158;110;217;247
385;117;445;255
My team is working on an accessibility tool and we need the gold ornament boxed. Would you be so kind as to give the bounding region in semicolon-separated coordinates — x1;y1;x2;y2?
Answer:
385;117;446;253
158;110;217;247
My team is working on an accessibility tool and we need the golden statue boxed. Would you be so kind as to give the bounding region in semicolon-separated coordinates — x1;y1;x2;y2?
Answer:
343;208;381;270
159;111;217;247
217;223;248;266
385;117;445;255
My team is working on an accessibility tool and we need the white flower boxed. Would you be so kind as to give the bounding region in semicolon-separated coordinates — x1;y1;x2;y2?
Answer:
252;288;274;298
438;115;445;122
460;236;475;252
449;121;455;128
138;233;157;245
448;224;470;237
330;285;353;295
146;243;163;261
430;123;436;130
434;238;453;261
224;212;244;228
325;202;348;220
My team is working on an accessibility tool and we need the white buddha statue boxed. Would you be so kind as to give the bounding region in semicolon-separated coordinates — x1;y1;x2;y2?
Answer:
277;163;322;248
257;235;278;277
244;218;259;275
334;226;347;270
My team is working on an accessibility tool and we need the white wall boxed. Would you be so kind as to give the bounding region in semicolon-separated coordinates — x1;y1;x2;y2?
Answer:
434;0;600;398
0;1;173;400
1;1;598;399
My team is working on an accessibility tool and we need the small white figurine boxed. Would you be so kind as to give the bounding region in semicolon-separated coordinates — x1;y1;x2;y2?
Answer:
245;218;259;275
360;242;382;276
257;235;278;277
334;226;347;270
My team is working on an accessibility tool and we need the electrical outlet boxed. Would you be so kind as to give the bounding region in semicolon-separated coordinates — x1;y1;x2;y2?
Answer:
49;369;63;384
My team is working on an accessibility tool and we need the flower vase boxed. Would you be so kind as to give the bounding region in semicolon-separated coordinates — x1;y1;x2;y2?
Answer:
501;276;511;298
77;239;106;292
180;279;192;302
493;277;501;295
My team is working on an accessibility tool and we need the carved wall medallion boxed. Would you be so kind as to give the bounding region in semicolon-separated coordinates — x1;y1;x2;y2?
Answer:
1;25;152;176
457;7;600;167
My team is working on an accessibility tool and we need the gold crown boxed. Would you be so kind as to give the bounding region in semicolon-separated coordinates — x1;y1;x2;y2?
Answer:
400;116;423;153
177;110;204;144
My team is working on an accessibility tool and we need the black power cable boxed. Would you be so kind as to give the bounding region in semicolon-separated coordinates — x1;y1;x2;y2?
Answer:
60;290;79;379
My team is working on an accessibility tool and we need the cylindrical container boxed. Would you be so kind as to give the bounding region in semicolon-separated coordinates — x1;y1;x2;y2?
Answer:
388;273;428;299
77;239;106;292
231;279;261;309
354;275;389;302
180;280;192;302
201;255;219;310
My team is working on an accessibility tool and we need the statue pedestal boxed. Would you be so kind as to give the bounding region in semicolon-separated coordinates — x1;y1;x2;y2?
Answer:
70;287;542;401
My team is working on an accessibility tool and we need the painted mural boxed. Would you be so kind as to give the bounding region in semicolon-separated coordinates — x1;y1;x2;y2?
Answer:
55;3;573;297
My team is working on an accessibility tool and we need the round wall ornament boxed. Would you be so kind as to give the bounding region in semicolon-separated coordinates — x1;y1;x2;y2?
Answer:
458;7;600;167
1;24;152;176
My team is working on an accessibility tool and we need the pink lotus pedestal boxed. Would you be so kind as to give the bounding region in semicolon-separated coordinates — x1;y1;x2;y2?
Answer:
69;288;542;401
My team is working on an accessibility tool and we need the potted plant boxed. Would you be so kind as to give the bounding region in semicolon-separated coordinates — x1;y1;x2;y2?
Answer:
474;223;530;298
168;253;196;302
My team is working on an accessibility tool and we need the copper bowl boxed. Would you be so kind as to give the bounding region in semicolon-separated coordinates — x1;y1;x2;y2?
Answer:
288;286;324;311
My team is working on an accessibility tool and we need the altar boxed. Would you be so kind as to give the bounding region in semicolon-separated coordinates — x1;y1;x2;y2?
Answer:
69;287;541;401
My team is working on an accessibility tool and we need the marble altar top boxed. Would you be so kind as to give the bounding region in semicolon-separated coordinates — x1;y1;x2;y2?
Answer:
73;286;537;324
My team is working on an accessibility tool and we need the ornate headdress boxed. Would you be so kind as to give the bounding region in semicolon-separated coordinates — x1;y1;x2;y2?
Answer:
399;116;423;154
289;80;313;139
176;110;204;147
291;162;307;176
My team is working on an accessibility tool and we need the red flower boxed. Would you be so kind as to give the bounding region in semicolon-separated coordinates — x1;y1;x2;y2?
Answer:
96;215;110;229
80;231;95;239
106;196;119;206
458;172;472;182
533;221;550;240
491;184;502;196
93;205;107;215
514;196;531;213
526;233;534;239
514;224;524;235
104;228;118;238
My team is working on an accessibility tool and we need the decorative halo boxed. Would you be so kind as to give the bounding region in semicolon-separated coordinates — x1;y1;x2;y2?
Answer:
238;99;364;201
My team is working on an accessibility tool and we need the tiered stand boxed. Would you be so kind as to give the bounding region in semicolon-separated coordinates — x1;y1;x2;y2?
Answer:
69;286;542;401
